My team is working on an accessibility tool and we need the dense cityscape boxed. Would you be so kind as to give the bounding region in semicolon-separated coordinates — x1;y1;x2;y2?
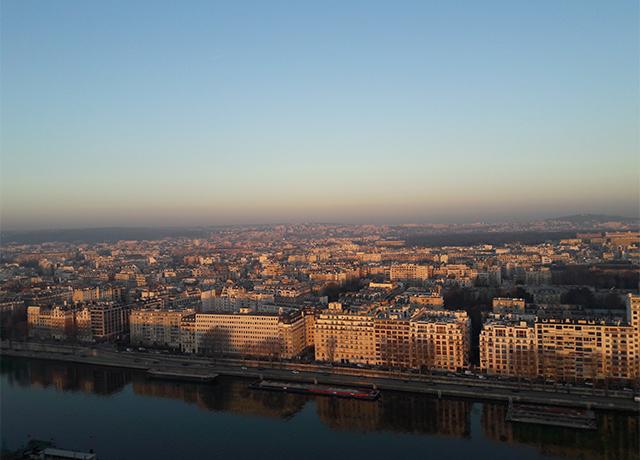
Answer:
2;220;639;385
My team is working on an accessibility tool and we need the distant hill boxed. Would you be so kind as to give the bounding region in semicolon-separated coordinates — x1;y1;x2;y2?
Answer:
0;227;211;244
546;214;639;225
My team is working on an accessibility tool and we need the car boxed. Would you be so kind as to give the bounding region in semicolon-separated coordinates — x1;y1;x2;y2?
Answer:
241;366;247;370
291;370;300;374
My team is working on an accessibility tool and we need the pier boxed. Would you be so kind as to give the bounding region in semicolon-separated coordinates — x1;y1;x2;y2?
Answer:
251;380;380;400
506;403;597;430
146;368;218;383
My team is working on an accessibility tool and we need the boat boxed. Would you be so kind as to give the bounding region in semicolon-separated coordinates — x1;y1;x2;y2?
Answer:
250;379;380;400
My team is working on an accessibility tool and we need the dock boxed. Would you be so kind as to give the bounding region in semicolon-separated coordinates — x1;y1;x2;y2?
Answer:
146;368;218;383
251;379;380;400
506;403;597;430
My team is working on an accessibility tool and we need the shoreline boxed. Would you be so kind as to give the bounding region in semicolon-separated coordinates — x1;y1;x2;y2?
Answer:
2;342;638;413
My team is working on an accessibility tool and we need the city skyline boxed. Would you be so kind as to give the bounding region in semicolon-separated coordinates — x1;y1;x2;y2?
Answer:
2;2;639;459
2;0;638;229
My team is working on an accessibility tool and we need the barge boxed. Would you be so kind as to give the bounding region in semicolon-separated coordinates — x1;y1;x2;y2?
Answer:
251;379;380;400
506;403;597;430
147;368;218;383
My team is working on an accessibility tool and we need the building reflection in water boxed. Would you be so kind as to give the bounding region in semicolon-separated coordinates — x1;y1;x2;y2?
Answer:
482;403;639;460
132;378;306;420
2;357;638;460
315;393;471;438
1;357;130;396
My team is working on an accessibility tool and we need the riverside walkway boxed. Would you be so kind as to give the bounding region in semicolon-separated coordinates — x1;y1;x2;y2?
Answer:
2;341;638;413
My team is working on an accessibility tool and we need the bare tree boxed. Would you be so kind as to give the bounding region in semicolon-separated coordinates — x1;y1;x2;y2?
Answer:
201;326;230;358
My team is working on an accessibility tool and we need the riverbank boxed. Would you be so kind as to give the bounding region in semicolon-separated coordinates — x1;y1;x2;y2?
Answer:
1;341;638;413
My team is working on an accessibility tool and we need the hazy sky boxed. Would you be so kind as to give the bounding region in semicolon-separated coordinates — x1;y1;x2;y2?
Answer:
1;0;638;230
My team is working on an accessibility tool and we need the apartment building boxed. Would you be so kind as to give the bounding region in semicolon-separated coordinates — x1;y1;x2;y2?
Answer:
480;318;537;378
390;264;431;281
409;293;444;307
303;308;316;348
315;303;470;371
27;305;75;340
492;298;526;314
411;310;470;371
374;318;412;368
74;307;93;341
179;313;197;353
130;308;194;349
480;294;640;382
315;303;376;364
629;294;640;378
536;316;638;381
72;286;122;304
88;302;129;341
189;310;307;358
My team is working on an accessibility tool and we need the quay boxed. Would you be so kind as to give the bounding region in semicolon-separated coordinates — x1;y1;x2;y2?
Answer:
2;342;639;413
251;379;380;400
506;403;597;430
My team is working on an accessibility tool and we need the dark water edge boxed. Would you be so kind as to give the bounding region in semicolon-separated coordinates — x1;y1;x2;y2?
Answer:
1;356;638;460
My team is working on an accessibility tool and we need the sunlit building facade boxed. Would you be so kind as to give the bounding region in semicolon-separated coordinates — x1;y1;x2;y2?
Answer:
189;310;307;359
27;305;75;340
315;303;470;370
410;310;470;371
479;319;537;378
390;264;431;281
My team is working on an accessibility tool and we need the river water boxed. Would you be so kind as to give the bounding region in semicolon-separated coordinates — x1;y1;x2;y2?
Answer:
1;357;637;460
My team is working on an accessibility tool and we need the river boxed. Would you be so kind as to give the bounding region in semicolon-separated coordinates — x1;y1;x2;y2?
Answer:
1;357;637;460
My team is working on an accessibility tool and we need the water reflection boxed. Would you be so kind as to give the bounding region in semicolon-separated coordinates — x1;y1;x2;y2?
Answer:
132;379;306;419
316;395;471;438
1;357;638;460
482;403;639;460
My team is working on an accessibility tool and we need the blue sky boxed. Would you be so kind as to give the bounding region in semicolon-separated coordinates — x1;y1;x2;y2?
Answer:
1;0;638;229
